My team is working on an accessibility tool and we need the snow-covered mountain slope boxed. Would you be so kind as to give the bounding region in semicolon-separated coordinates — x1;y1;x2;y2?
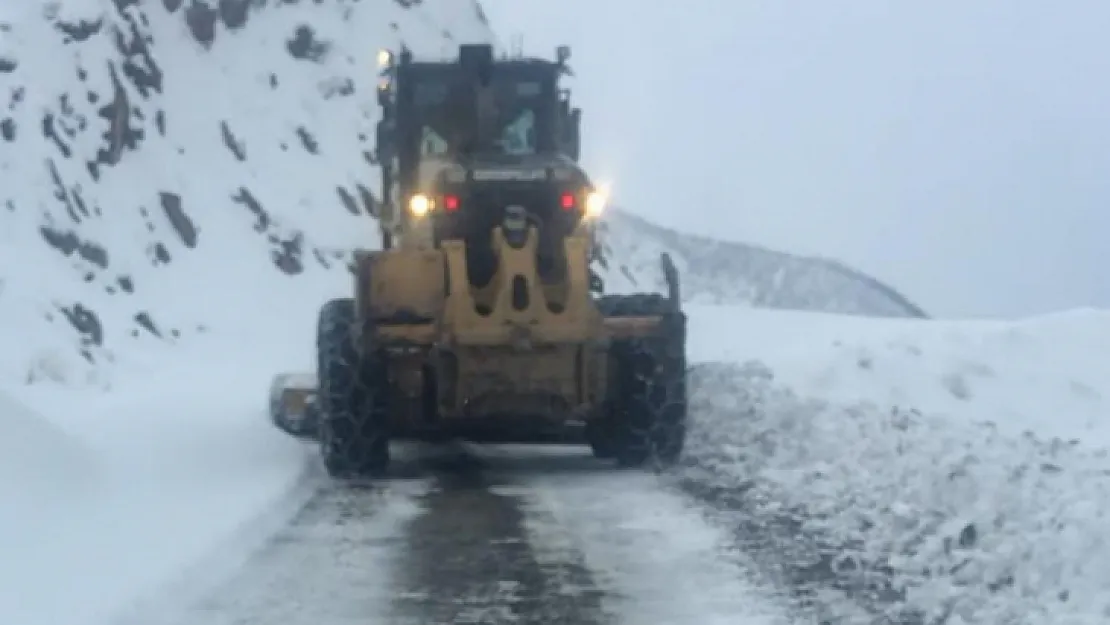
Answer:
683;306;1110;624
596;209;926;318
0;0;925;392
0;0;492;389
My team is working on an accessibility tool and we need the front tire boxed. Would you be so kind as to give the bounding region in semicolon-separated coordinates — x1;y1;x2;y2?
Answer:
598;295;687;468
315;298;391;477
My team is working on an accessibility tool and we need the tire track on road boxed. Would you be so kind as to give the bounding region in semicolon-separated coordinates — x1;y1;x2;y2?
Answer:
390;444;612;625
471;443;800;625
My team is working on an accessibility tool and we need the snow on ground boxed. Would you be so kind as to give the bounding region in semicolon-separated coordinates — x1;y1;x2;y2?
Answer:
682;304;1110;624
0;344;315;625
130;473;432;625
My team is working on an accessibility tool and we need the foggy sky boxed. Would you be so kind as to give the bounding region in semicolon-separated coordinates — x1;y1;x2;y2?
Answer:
476;0;1110;318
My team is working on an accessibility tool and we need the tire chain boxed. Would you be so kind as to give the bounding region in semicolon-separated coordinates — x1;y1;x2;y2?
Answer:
316;298;392;477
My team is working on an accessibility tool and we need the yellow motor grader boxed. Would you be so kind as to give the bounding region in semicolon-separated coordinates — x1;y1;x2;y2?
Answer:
269;43;687;477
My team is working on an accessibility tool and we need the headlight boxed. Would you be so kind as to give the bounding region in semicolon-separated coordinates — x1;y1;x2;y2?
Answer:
377;49;393;68
409;193;431;217
584;190;607;218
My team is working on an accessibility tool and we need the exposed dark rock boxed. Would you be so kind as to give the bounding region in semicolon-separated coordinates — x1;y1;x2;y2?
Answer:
55;18;103;43
109;0;140;14
46;159;82;223
231;187;270;231
218;0;251;30
70;187;91;219
295;126;318;153
220;121;246;160
112;14;163;98
9;86;25;109
134;311;161;337
95;64;143;168
149;241;171;265
43;112;72;158
185;0;218;48
39;227;109;269
336;187;359;215
159;192;197;248
60;303;104;346
356;183;378;217
271;233;304;275
286;25;329;62
473;2;489;25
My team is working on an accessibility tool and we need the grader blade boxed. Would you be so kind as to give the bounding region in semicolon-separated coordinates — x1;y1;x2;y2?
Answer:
268;372;320;440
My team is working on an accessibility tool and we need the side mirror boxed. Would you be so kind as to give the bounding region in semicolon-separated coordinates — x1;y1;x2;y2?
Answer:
375;120;392;161
568;108;581;161
660;253;680;306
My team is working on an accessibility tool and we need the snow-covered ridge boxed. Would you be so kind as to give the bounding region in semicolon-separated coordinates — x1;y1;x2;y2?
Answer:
597;209;927;318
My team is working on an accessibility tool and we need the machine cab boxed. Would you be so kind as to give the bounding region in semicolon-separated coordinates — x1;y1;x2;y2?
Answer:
373;44;603;257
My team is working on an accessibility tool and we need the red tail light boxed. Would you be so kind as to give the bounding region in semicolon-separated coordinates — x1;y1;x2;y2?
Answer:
560;192;575;210
443;194;460;212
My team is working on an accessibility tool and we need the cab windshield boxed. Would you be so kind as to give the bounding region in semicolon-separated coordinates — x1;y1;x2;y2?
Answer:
410;73;547;158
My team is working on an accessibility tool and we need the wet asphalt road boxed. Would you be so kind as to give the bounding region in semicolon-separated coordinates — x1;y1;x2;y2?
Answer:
140;443;616;625
390;446;610;624
134;436;891;625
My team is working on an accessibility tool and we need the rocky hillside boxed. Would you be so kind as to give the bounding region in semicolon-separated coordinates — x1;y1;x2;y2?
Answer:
0;0;924;390
0;0;492;386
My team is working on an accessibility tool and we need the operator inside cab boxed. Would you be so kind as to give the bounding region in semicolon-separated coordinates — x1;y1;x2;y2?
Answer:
418;74;539;159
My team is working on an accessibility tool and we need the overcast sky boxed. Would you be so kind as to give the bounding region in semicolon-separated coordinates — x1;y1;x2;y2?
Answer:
477;0;1110;318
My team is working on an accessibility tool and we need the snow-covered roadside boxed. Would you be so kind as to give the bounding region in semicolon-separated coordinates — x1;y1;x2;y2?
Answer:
0;344;315;625
681;305;1110;624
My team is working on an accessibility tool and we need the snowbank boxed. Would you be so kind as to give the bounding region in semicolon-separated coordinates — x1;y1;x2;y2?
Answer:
682;306;1110;624
0;390;98;503
0;356;313;625
688;305;1109;441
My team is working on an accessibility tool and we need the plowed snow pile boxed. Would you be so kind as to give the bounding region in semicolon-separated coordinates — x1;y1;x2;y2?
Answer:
0;390;97;501
0;356;311;625
683;306;1110;624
